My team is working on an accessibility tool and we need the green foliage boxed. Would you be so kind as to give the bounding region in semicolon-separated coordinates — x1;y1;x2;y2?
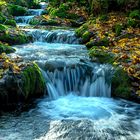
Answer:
129;10;140;19
8;4;27;16
99;14;108;21
9;0;28;7
48;3;79;19
0;43;15;54
112;68;131;99
127;18;137;27
4;19;16;27
0;24;8;31
113;23;123;36
49;6;67;18
75;24;88;37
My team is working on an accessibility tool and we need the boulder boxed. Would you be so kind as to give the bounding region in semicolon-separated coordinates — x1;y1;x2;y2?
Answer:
0;63;45;111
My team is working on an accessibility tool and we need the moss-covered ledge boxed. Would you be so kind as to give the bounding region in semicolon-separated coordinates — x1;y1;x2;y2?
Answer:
0;62;46;111
21;62;45;99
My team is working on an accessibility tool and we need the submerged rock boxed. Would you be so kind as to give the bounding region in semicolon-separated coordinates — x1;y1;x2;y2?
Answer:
45;60;66;71
0;62;45;111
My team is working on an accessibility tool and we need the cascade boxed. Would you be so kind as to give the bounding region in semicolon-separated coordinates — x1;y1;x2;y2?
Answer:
15;3;45;26
43;64;113;99
23;29;79;44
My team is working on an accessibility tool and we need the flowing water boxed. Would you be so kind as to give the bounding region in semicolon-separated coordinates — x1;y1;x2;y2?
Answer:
0;3;140;140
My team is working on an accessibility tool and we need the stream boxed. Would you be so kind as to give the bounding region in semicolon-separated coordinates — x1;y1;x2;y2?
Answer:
0;3;140;140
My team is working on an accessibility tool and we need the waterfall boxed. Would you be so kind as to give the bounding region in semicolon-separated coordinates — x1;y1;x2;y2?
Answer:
15;16;35;24
42;64;114;99
27;9;44;16
15;4;45;26
23;29;79;44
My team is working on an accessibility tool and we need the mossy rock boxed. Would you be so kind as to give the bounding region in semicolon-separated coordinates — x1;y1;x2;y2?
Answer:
89;46;115;63
48;3;72;19
82;31;92;43
29;18;40;25
8;4;27;16
111;68;131;99
4;19;16;27
0;43;15;54
41;19;59;26
0;63;46;111
21;63;45;99
0;30;31;45
75;24;88;37
87;37;109;47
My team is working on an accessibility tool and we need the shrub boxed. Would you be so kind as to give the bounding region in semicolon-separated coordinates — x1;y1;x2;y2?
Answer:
8;4;27;16
127;18;137;27
129;10;140;19
4;19;16;27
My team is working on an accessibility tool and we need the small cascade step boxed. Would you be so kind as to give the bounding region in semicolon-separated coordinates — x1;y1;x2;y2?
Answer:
14;2;46;26
42;64;113;99
27;9;44;16
23;29;79;44
15;16;35;24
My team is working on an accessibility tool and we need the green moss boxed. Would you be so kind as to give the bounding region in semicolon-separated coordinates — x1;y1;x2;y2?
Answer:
29;18;40;25
75;24;88;37
4;19;16;27
22;63;45;99
82;31;91;43
0;30;30;45
0;43;15;54
89;46;115;63
49;3;71;19
112;68;131;99
41;19;59;26
90;37;109;46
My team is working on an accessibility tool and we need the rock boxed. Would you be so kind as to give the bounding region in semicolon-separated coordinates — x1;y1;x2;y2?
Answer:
0;28;32;45
0;63;46;111
45;60;66;71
